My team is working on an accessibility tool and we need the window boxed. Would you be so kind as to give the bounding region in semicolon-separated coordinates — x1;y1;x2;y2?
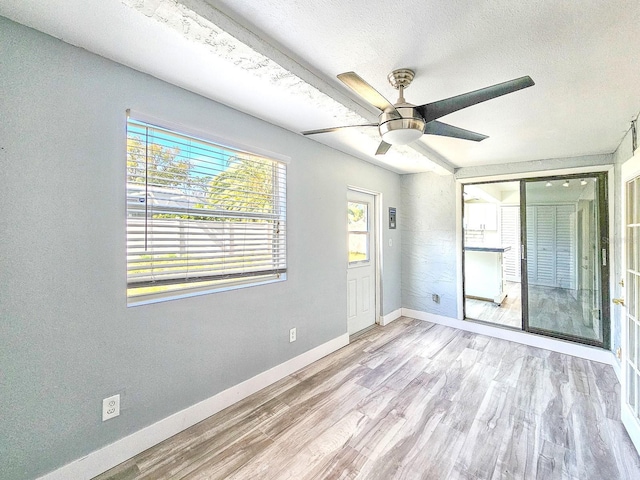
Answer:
348;201;369;264
126;118;286;303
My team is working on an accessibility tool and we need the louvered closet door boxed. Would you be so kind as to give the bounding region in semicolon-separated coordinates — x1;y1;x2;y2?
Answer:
526;204;575;288
556;205;576;289
535;205;557;287
501;206;521;282
526;206;538;284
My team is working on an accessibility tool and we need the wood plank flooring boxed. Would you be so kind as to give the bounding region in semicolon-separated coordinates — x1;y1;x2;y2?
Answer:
94;317;640;480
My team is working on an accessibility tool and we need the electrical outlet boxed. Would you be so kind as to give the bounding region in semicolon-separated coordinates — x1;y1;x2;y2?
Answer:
102;394;120;421
289;327;297;343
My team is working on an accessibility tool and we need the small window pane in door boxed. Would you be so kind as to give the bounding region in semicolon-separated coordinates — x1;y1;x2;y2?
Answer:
348;202;368;231
629;368;637;411
631;320;637;368
629;177;640;225
636;380;640;419
631;274;637;322
348;201;369;264
349;233;369;263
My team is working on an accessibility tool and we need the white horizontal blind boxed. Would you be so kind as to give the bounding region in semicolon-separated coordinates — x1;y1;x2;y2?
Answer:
126;119;286;301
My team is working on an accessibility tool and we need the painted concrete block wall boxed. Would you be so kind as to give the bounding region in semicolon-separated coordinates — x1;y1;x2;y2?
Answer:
401;172;458;318
0;17;401;480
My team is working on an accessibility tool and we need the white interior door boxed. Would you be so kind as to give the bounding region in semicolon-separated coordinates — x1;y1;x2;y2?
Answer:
347;190;376;335
621;149;640;453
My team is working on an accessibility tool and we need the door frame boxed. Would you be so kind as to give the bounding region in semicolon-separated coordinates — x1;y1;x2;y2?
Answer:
347;186;382;329
620;148;640;453
459;168;612;348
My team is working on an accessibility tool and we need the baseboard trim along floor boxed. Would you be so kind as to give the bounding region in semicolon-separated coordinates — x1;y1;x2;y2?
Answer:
36;333;350;480
379;308;402;326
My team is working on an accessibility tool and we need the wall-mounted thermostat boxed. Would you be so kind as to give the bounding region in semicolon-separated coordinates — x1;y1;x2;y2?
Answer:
389;207;397;229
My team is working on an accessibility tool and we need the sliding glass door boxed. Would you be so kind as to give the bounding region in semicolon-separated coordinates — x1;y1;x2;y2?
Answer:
522;174;609;346
463;173;609;348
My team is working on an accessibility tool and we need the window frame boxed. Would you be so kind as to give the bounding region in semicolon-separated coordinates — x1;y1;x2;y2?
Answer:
125;112;288;306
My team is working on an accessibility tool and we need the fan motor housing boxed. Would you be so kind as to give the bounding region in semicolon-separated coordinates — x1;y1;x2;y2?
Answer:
379;104;425;145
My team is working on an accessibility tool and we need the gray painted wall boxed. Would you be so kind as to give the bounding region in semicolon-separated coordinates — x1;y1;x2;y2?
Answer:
0;17;401;479
401;173;458;317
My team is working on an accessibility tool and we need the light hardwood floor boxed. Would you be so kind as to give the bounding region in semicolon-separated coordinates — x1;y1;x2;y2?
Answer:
95;317;640;480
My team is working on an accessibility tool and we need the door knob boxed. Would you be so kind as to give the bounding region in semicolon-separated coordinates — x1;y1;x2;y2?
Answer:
613;298;625;306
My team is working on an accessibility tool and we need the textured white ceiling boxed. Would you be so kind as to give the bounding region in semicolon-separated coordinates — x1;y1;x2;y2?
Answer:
213;0;640;168
2;0;640;174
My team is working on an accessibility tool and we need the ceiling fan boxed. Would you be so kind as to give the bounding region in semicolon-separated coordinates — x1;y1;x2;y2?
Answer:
302;69;534;155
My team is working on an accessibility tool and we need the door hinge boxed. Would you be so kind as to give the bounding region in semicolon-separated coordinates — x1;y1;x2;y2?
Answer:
602;248;607;266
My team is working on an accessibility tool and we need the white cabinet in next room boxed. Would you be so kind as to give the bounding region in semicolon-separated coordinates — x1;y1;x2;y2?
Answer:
465;203;498;231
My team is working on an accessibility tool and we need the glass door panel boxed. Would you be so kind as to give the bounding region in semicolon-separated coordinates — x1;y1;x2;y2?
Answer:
625;176;640;415
463;181;522;329
621;152;640;452
523;175;606;345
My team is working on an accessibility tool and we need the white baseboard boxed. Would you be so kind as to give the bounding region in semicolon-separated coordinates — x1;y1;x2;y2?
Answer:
379;308;402;326
37;333;350;480
402;308;615;366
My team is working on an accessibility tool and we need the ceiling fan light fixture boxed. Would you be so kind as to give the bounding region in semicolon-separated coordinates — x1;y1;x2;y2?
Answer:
379;108;425;145
563;180;570;187
381;126;424;145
